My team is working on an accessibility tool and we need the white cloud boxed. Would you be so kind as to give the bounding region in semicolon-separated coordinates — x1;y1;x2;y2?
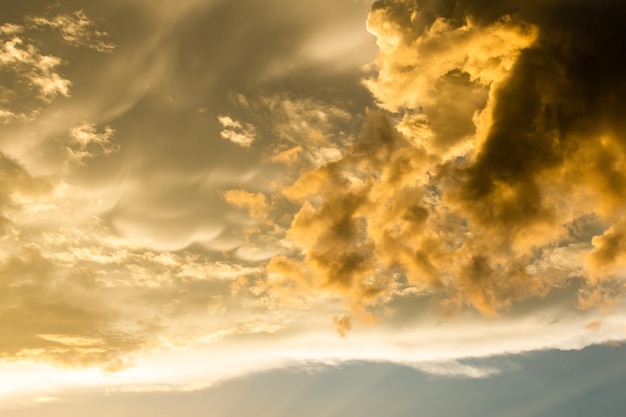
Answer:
217;115;256;148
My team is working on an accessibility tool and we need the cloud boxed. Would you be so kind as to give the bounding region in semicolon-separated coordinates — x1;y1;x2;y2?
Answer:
27;10;116;53
0;152;53;236
0;32;71;101
589;217;626;278
260;0;626;325
0;23;23;35
3;292;623;405
269;110;422;317
0;248;141;371
0;211;271;371
2;0;626;403
332;315;352;338
0;9;115;125
364;1;537;160
270;145;303;166
222;189;269;220
259;95;354;165
218;115;256;148
0;108;37;124
67;121;119;164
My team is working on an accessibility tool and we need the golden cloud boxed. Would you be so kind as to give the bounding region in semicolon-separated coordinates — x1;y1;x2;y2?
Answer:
264;0;626;330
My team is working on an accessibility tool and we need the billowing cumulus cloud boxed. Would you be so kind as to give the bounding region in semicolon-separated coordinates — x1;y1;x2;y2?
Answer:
266;0;626;324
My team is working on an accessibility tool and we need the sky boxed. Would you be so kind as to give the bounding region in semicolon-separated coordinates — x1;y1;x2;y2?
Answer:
0;0;625;415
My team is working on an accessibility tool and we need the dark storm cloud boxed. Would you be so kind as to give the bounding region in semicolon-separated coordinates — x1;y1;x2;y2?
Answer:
269;0;626;324
457;0;626;233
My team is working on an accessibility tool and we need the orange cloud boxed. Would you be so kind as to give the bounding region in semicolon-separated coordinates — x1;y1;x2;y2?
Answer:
263;0;626;331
